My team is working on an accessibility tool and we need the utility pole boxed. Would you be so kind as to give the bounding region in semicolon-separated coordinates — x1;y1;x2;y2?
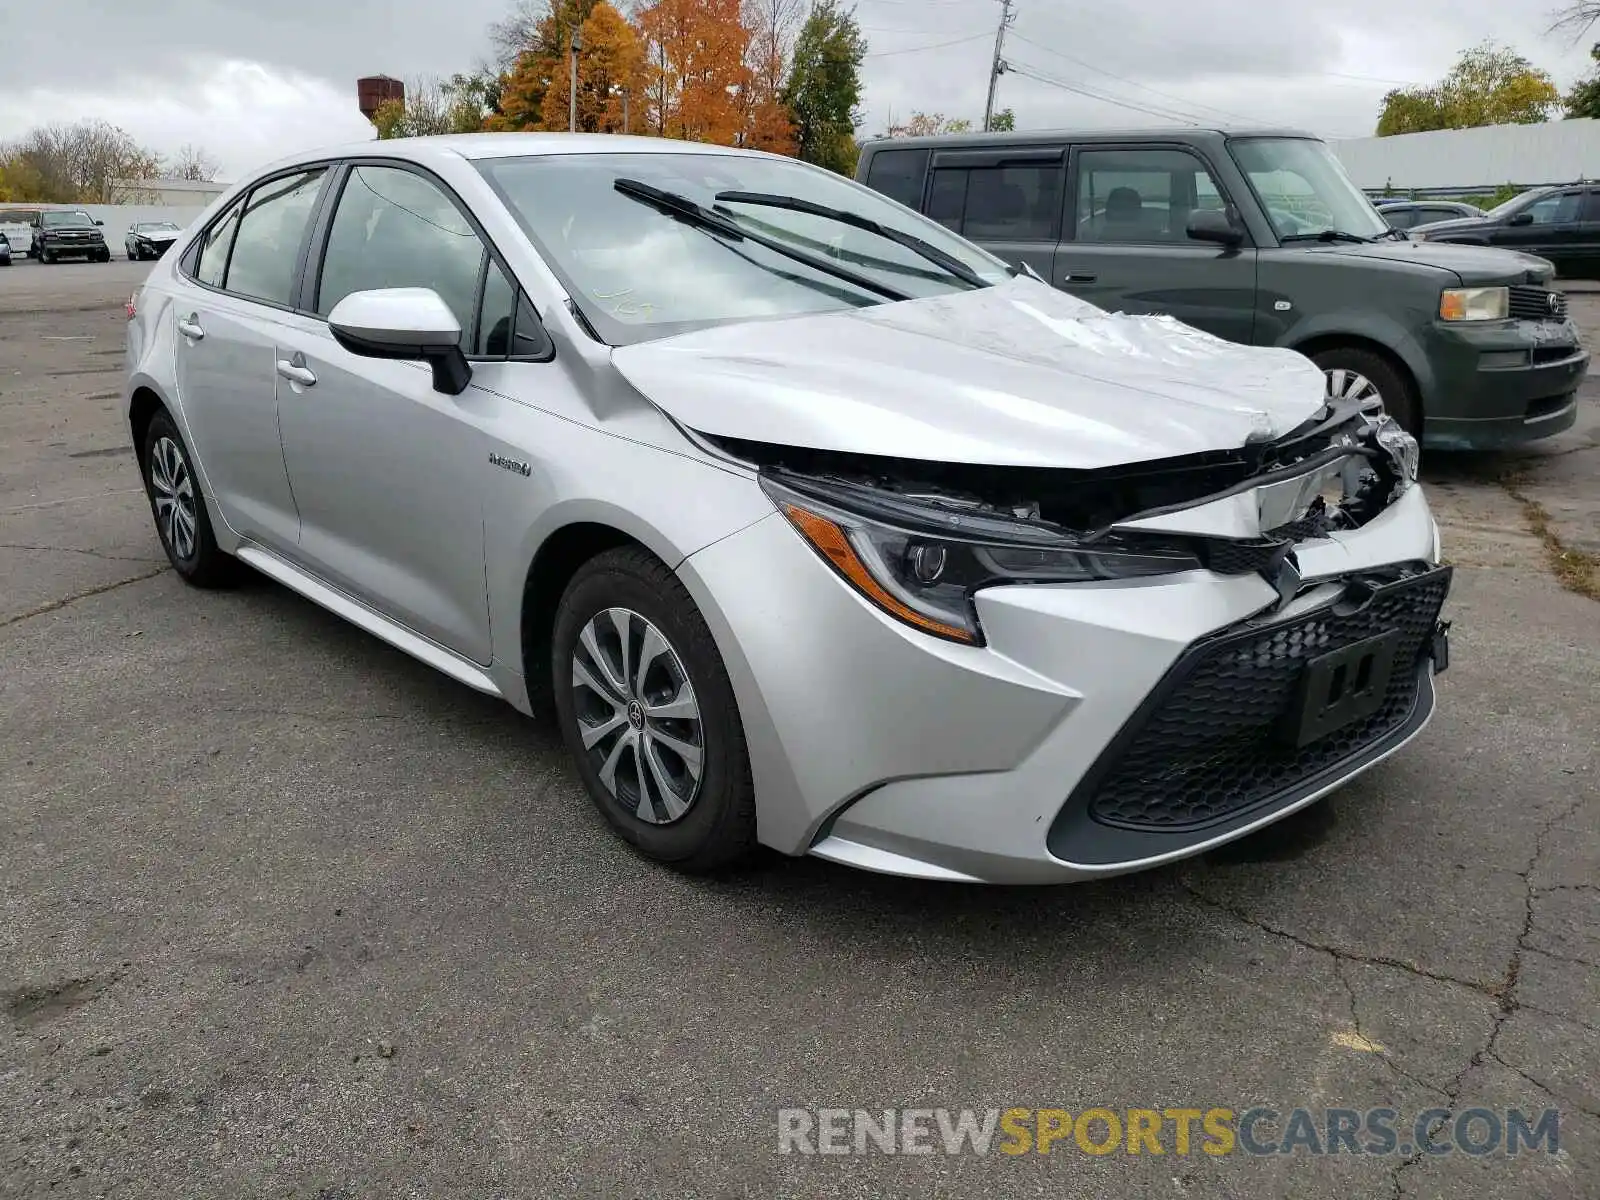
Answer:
983;0;1014;132
569;25;583;133
623;88;630;134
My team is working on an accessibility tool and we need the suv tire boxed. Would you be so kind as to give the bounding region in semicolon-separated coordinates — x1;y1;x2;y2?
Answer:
1312;346;1421;436
552;546;757;872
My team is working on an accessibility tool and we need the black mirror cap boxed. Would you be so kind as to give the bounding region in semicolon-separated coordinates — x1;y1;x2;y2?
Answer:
94;219;104;226
1186;209;1244;246
329;325;472;396
1507;212;1534;227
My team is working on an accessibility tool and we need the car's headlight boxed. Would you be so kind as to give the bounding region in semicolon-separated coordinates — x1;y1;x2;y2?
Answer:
761;474;1200;645
1439;286;1508;321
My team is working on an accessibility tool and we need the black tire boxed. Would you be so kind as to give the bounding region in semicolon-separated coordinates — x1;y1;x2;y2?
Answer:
41;249;54;264
138;409;241;588
551;546;757;872
1311;346;1421;436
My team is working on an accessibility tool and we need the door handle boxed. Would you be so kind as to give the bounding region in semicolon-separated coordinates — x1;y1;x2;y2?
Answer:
176;315;204;340
1060;273;1097;286
275;360;317;387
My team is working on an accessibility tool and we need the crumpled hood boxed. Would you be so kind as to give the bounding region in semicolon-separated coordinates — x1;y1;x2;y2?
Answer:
610;277;1328;469
138;229;179;241
1310;237;1553;285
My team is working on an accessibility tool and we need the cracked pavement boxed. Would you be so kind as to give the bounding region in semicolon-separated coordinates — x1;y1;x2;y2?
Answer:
2;260;1596;1199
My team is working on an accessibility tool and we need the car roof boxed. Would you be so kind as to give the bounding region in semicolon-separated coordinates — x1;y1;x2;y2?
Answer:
254;132;765;175
859;126;1318;152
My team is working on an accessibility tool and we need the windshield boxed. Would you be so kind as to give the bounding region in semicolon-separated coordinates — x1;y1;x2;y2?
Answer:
477;151;1012;346
1484;189;1549;220
136;222;179;232
1228;137;1389;242
42;211;94;229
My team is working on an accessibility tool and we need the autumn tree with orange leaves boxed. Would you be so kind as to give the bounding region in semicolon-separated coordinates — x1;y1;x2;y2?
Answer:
490;0;602;130
636;0;751;144
540;2;648;133
742;0;801;154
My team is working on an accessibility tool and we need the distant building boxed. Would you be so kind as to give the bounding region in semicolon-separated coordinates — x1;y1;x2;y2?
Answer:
1331;119;1600;196
108;177;231;206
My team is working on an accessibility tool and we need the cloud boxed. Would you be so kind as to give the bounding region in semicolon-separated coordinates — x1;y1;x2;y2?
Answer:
0;0;1595;179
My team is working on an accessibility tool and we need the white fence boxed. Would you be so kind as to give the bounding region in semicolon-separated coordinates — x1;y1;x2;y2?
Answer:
1331;119;1600;194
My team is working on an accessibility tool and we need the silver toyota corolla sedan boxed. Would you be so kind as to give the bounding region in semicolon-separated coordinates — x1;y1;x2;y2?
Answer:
123;134;1451;884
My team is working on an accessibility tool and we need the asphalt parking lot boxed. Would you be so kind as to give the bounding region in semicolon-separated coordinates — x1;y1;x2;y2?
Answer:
2;257;1597;1200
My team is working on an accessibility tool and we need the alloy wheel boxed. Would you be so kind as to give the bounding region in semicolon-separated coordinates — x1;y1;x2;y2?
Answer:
148;435;198;561
570;606;704;825
1324;367;1384;413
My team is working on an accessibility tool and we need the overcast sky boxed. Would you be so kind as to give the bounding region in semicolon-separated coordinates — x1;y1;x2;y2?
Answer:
0;0;1594;179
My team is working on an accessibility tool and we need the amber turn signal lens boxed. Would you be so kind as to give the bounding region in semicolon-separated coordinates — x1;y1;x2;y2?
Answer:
779;503;977;644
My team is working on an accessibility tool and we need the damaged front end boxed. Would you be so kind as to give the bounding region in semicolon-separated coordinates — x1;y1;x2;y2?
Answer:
712;398;1426;646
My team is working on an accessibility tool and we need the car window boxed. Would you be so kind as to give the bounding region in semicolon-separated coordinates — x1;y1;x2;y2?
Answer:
1075;148;1225;244
1384;208;1419;229
1422;207;1462;223
1581;191;1600;222
924;162;1061;242
195;203;242;289
477;258;516;357
317;164;486;348
224;169;327;307
864;148;930;211
1524;192;1582;225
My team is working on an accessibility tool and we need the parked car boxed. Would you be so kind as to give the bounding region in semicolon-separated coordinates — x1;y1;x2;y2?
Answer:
31;209;111;263
856;128;1587;450
1372;199;1484;230
126;220;182;260
124;134;1450;884
1408;184;1600;279
0;233;11;267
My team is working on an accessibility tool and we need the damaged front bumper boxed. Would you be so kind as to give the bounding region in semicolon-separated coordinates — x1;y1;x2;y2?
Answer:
678;403;1452;883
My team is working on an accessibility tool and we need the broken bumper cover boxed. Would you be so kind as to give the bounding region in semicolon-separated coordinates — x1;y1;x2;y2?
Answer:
678;480;1448;884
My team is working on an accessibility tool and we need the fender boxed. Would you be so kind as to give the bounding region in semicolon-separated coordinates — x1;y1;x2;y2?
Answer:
1273;307;1436;405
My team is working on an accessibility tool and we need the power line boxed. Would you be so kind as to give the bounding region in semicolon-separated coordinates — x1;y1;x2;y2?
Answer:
1004;60;1204;125
863;31;993;57
1005;30;1268;125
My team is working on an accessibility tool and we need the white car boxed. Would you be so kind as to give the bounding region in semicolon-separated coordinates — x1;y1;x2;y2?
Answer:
123;134;1450;883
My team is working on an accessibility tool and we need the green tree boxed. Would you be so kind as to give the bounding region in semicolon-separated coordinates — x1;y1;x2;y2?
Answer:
1566;43;1600;118
1376;42;1559;135
883;112;971;137
990;107;1015;132
782;0;867;174
490;0;602;131
372;75;500;138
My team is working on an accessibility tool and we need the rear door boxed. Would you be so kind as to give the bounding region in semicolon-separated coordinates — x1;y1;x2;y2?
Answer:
170;166;330;551
1057;144;1258;344
921;145;1066;281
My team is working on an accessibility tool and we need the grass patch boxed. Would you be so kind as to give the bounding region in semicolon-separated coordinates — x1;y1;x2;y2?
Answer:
1498;471;1600;602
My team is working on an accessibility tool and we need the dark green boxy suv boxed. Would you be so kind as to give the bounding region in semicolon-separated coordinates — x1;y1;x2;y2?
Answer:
856;128;1588;450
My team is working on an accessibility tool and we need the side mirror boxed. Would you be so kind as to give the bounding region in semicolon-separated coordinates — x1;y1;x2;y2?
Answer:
1507;212;1534;227
1186;209;1244;247
328;287;472;395
94;219;104;226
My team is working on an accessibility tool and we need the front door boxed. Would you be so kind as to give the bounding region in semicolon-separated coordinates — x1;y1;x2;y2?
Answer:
1054;145;1259;345
275;162;494;664
1492;189;1584;268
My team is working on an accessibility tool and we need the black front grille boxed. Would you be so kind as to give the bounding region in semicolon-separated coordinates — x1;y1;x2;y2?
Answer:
1077;566;1451;833
1510;285;1567;321
1198;537;1292;576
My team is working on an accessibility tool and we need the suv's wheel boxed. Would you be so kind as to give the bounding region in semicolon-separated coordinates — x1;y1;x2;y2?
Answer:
40;248;54;264
138;410;240;588
551;547;757;872
1311;346;1420;435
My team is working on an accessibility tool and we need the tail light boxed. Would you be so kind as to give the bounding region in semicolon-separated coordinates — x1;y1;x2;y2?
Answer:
126;292;137;319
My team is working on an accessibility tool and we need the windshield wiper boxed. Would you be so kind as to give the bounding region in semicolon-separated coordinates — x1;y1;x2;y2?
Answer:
1279;229;1376;245
713;190;988;290
613;178;911;303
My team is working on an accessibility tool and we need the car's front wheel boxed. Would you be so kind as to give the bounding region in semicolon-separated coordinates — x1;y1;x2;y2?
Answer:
551;547;757;872
138;410;240;588
1312;346;1420;436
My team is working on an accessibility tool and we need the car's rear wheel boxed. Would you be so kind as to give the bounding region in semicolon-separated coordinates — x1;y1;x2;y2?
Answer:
138;410;241;588
551;546;757;872
1312;346;1420;436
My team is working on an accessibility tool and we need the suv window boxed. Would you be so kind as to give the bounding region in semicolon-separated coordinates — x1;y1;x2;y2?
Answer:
317;164;485;347
925;161;1062;242
864;148;930;210
1583;191;1600;222
224;169;327;306
1384;208;1420;230
1524;191;1582;225
1075;148;1226;243
195;203;242;289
